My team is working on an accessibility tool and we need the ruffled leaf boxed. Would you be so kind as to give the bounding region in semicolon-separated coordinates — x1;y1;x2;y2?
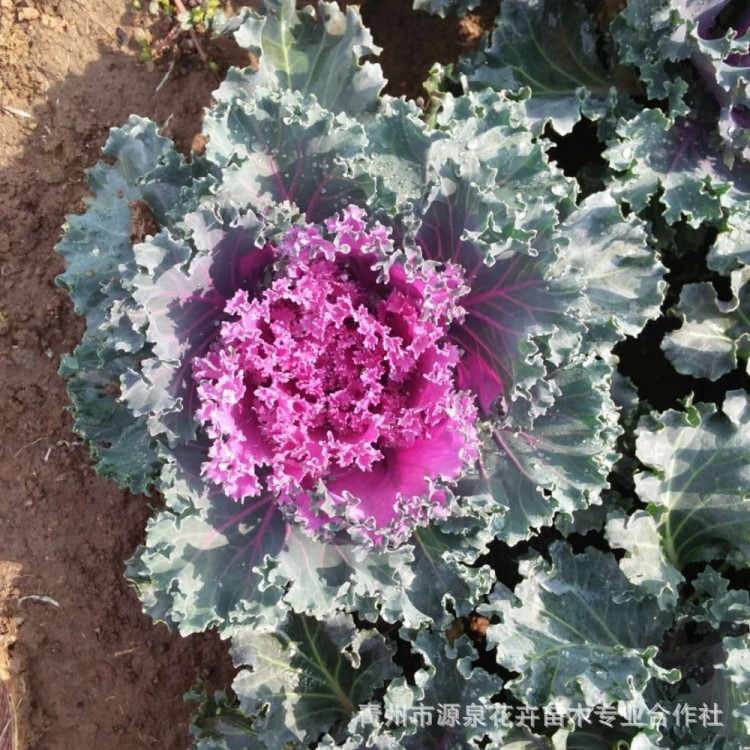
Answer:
613;0;750;162
190;690;264;750
635;392;750;568
403;525;494;631
205;87;373;222
553;192;666;351
126;443;289;634
707;199;750;274
459;0;622;135
604;109;726;227
217;0;385;116
662;269;750;381
481;542;679;708
474;357;620;546
55;117;196;491
378;630;504;748
127;441;428;633
415;91;581;414
121;212;274;444
56;115;192;315
605;509;685;611
412;0;481;17
229;612;398;748
683;566;750;629
363;97;437;214
672;634;750;748
718;635;750;738
59;338;159;493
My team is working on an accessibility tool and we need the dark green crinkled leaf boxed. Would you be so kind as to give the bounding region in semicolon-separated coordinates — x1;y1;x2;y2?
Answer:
662;269;750;381
635;392;750;568
605;509;685;611
604;109;725;226
403;525;494;631
55;116;195;491
412;0;481;17
553;192;666;351
474;357;620;546
683;566;750;629
378;630;504;749
481;542;679;708
460;0;622;135
205;87;373;222
59;337;159;493
217;0;385;116
190;690;265;750
230;612;398;749
56;115;192;315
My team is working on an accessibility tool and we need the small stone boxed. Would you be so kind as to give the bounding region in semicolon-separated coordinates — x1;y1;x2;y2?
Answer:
17;7;41;21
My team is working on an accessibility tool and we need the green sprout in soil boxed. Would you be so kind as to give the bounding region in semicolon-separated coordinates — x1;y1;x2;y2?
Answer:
132;0;224;77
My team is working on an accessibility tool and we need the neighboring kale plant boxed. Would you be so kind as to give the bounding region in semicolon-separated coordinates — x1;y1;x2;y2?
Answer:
412;0;482;17
56;1;750;749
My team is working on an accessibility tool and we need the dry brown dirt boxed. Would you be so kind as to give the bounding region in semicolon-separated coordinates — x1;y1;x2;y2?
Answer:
0;1;494;748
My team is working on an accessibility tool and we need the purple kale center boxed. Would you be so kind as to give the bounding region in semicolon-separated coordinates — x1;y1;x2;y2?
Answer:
193;207;479;546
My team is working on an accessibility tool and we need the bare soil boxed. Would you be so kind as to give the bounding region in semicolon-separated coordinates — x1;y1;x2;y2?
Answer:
0;1;494;748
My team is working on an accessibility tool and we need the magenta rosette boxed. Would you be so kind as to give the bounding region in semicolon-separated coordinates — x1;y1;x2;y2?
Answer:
192;207;479;546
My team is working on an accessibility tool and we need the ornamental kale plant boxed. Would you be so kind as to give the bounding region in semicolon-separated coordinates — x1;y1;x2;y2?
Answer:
56;1;750;749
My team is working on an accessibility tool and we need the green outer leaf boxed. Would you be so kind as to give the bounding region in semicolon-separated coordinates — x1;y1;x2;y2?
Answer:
610;0;689;106
377;630;505;748
684;566;750;629
216;0;385;116
412;0;481;17
230;612;398;748
553;192;666;352
59;337;159;493
429;90;578;257
403;525;494;631
190;690;265;750
362;96;437;215
125;446;289;634
635;392;750;568
662;269;750;381
56;116;194;491
56;115;191;315
459;0;621;135
604;109;725;227
482;542;678;708
204;87;373;222
708;199;750;274
718;634;750;738
674;634;750;748
474;356;621;546
613;0;750;162
604;509;685;611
